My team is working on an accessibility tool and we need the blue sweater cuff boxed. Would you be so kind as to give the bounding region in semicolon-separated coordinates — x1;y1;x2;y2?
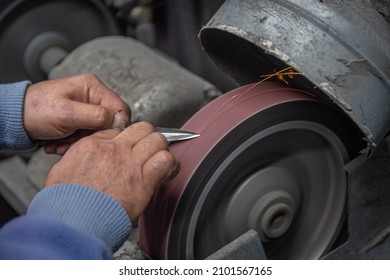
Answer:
0;81;38;151
27;184;132;252
0;215;113;260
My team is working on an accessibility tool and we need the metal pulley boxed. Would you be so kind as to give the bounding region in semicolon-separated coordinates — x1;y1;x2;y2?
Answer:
0;0;120;83
199;0;390;153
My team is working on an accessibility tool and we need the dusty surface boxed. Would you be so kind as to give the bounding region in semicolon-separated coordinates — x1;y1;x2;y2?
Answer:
326;135;390;259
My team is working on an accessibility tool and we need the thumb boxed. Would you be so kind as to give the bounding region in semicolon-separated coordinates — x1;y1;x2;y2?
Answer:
68;101;128;131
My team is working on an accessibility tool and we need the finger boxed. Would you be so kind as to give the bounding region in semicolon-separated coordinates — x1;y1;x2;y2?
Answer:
84;74;131;121
89;128;121;140
65;100;123;131
95;90;131;123
45;129;120;155
56;144;71;155
45;130;94;145
142;150;179;189
112;112;129;129
132;131;169;164
44;143;57;154
116;122;156;147
43;143;71;155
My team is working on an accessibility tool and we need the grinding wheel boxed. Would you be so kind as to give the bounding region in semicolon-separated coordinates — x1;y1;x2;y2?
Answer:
139;82;362;259
0;0;120;83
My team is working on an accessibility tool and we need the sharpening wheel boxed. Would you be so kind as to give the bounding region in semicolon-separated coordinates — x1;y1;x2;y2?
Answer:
139;82;362;259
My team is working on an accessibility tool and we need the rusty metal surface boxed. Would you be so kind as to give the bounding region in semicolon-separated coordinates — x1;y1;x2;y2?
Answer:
199;0;390;154
50;36;221;127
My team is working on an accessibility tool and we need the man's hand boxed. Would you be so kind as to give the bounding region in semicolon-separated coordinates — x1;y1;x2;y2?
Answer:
24;74;131;155
44;122;179;223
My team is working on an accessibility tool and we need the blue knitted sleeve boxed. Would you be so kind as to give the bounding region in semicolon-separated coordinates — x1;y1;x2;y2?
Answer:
0;82;132;259
0;215;114;260
27;184;133;251
0;81;38;151
0;184;132;259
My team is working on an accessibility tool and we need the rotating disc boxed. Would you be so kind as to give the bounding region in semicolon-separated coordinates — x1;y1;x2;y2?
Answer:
0;0;120;83
139;82;362;259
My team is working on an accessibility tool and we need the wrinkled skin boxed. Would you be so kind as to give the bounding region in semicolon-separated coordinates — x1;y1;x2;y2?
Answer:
45;122;179;223
24;74;179;223
24;73;130;155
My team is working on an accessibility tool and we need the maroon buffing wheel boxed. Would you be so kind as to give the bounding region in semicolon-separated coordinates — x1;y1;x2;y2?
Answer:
140;82;361;259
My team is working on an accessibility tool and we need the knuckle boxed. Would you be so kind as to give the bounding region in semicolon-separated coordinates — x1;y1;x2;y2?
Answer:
80;73;99;83
100;141;117;154
57;103;74;123
134;121;155;132
78;135;117;154
94;107;110;127
153;131;168;145
76;136;97;149
157;150;176;166
93;128;120;139
77;73;101;92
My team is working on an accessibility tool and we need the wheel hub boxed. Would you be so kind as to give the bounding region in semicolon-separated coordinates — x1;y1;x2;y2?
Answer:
23;31;70;80
0;0;120;82
226;167;299;242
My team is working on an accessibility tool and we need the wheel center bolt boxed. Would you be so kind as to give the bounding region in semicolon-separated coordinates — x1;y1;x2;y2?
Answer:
261;203;293;238
249;190;296;241
23;31;70;81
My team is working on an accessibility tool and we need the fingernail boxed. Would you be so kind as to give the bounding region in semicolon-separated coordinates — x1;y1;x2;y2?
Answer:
43;144;56;154
112;113;125;129
56;144;70;156
168;161;181;180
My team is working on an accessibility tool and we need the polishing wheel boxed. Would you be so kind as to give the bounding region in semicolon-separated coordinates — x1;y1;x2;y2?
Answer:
0;0;120;83
139;82;362;259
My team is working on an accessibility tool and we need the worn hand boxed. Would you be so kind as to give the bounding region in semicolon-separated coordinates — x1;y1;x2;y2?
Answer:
24;74;131;155
44;122;179;223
